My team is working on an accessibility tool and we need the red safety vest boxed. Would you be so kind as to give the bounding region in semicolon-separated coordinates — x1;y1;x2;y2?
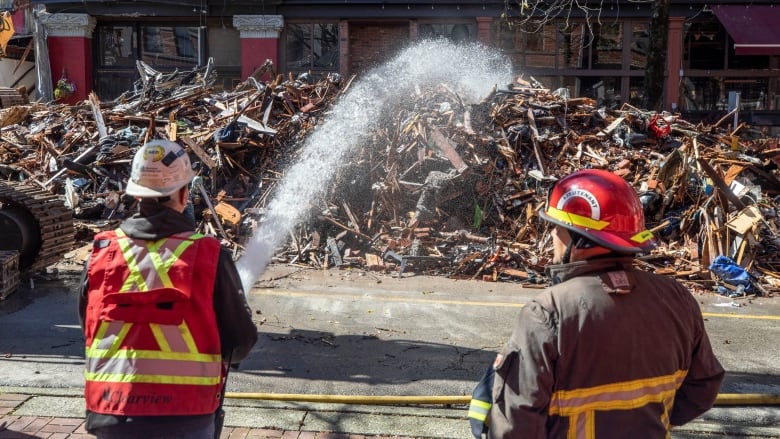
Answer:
83;228;223;416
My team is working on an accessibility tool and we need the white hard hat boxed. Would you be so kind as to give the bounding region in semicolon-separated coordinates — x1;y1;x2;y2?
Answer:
126;140;195;198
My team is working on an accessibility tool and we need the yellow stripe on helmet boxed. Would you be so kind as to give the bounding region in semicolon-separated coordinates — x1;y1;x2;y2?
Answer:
631;230;655;244
545;206;610;231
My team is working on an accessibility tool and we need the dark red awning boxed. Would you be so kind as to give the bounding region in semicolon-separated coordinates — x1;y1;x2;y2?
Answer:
712;5;780;56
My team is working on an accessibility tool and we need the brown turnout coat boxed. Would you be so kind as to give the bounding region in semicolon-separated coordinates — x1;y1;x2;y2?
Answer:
488;256;724;438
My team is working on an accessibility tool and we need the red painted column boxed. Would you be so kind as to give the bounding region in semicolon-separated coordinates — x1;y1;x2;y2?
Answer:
665;17;685;112
476;17;493;46
11;8;26;34
39;12;95;104
233;15;283;81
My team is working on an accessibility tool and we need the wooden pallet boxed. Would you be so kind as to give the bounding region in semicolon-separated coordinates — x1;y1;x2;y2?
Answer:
0;86;28;109
0;250;20;301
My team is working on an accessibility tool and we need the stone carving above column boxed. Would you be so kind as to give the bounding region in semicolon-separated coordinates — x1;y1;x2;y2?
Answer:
38;12;96;38
233;15;284;39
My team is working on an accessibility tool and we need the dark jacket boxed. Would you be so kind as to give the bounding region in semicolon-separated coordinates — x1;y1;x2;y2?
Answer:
77;202;258;435
488;256;724;438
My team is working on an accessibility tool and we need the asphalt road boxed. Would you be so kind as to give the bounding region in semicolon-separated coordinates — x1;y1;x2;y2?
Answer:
0;255;778;437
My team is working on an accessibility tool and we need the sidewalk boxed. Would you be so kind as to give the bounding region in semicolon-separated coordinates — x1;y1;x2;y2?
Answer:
4;389;780;439
0;391;442;439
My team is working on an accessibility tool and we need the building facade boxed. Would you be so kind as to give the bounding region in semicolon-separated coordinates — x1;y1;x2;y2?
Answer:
5;0;780;130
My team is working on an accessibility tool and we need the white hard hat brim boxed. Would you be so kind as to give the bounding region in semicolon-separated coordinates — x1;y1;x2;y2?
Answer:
125;177;190;198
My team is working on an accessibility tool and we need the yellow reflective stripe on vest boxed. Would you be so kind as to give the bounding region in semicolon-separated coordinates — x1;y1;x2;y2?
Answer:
115;229;199;292
146;239;175;288
86;230;219;387
87;346;221;362
85;352;222;385
115;230;149;293
549;370;687;439
84;371;221;386
115;229;201;354
150;323;199;354
91;320;132;353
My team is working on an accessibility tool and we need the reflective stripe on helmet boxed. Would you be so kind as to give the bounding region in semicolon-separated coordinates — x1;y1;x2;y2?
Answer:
631;229;656;245
544;206;610;230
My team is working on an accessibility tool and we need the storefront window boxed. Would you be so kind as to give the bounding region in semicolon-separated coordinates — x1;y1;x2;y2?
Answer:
97;25;136;67
557;24;586;69
683;18;779;118
629;76;645;107
95;23;200;100
419;23;475;43
141;25;198;68
285;23;339;73
494;20;643;105
680;77;774;111
724;78;770;109
174;28;197;58
524;23;557;69
728;49;770;70
578;76;622;107
207;25;241;91
685;19;726;70
630;24;649;70
493;21;522;67
592;23;622;70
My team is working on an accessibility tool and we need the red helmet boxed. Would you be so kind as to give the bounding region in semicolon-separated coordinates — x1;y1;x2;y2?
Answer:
539;169;656;253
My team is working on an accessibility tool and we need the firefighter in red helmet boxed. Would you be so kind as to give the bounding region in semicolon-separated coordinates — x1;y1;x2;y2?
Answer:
478;169;724;438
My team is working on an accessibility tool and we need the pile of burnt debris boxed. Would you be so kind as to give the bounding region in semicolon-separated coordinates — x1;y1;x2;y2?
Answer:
2;61;780;296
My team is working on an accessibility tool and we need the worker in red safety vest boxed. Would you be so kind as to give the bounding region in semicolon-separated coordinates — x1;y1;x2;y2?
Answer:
470;169;724;438
78;139;258;438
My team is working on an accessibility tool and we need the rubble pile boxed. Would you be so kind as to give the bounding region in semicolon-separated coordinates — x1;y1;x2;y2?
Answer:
0;60;344;242
2;64;780;296
270;77;780;297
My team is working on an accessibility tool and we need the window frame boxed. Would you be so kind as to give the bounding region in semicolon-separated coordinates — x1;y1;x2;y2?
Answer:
493;18;650;106
282;21;340;75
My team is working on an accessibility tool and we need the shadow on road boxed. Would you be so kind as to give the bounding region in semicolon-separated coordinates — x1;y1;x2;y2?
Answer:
241;328;500;385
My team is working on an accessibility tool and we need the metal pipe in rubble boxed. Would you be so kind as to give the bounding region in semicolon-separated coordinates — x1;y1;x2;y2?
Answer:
193;177;229;240
224;392;780;406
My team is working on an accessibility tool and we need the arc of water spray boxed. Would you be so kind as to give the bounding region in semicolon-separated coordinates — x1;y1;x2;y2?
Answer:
235;40;514;292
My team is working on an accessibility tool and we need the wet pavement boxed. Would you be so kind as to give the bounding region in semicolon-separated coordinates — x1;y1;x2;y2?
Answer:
1;257;779;438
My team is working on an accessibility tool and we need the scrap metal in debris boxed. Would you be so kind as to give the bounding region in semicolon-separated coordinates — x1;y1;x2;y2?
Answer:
2;64;780;296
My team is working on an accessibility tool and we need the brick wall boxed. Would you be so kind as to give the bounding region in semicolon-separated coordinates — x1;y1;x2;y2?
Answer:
348;22;409;73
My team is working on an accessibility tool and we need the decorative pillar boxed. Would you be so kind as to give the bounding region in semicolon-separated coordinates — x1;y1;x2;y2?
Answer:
39;12;95;104
233;15;283;81
476;17;493;46
665;17;685;112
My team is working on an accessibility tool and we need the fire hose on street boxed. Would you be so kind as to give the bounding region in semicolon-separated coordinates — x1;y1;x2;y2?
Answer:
224;392;780;406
